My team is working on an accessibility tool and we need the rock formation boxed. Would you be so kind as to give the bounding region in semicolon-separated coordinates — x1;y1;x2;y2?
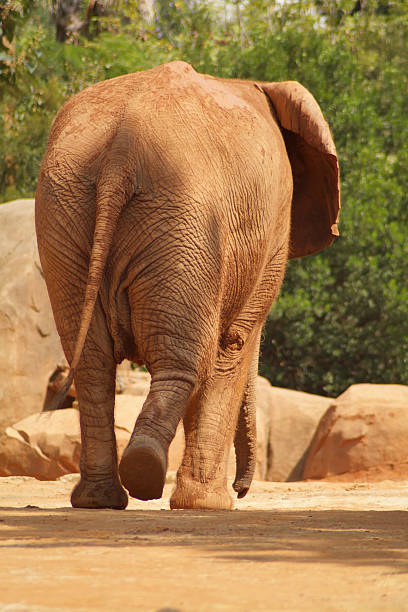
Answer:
260;383;332;481
302;384;408;479
0;199;65;430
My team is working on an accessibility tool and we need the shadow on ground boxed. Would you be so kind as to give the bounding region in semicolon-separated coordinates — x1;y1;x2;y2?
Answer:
1;507;407;572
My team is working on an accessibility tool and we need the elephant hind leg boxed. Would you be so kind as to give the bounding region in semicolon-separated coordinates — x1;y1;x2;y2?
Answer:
119;435;166;501
119;370;196;501
59;301;127;509
170;364;252;510
170;325;261;510
120;275;219;501
170;370;241;511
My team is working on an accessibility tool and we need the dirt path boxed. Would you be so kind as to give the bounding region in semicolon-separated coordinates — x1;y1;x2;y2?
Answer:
1;475;408;611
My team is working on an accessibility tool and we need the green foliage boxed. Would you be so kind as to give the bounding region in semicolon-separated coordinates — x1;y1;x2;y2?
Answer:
245;2;408;395
0;0;34;93
1;0;407;394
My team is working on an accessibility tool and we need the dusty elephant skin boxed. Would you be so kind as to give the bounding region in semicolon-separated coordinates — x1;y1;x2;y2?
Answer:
35;60;340;511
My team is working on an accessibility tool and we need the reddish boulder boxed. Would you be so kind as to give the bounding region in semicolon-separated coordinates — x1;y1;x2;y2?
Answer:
0;199;65;430
259;382;332;481
0;394;183;479
302;384;408;479
0;409;81;479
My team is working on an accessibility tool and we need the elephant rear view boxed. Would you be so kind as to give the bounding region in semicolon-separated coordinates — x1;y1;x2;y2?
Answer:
35;61;340;510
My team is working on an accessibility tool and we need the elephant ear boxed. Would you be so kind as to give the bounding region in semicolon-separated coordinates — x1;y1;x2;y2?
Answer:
260;81;340;259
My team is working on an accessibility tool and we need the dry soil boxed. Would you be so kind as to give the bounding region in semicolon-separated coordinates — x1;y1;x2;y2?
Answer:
1;475;408;612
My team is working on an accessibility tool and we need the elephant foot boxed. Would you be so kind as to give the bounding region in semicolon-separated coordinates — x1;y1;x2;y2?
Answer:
170;473;233;510
71;476;128;510
119;435;167;501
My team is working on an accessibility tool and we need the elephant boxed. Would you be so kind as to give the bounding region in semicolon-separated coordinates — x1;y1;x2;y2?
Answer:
35;60;340;510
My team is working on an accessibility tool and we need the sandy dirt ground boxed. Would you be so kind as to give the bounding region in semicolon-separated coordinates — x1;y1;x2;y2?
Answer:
1;474;408;612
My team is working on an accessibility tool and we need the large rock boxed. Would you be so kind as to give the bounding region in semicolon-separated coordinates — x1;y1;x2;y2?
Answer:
257;381;332;481
302;384;408;479
0;199;65;430
0;394;184;479
0;409;81;479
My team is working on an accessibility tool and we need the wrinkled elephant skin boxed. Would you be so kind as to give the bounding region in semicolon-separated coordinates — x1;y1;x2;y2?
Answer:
35;61;340;510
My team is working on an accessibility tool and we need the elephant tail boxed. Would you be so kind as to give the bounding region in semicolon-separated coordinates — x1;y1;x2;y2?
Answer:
233;387;257;498
47;163;135;411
